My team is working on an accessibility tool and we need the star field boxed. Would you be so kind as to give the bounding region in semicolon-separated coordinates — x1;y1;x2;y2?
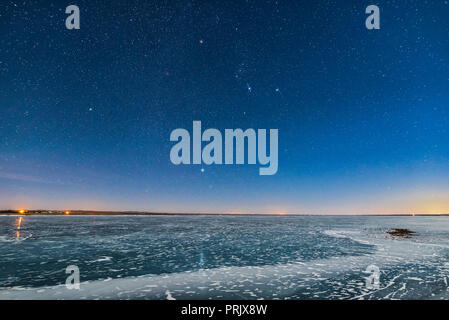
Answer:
0;0;448;213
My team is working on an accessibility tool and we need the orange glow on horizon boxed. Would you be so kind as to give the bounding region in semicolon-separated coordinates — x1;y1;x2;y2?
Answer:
18;209;26;214
65;211;70;215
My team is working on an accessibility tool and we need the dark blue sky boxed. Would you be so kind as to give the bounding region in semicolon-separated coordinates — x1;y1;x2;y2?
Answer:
1;0;448;213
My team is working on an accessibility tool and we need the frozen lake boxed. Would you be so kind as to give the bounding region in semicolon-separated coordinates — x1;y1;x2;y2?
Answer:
1;215;449;299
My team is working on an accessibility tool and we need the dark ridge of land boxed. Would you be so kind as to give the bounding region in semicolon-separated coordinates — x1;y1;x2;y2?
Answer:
0;210;288;216
1;210;449;216
0;210;226;216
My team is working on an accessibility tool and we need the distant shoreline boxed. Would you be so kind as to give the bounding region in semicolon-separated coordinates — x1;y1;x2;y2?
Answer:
1;210;449;216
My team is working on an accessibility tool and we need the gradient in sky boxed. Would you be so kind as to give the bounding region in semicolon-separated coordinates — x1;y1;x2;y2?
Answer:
1;0;449;214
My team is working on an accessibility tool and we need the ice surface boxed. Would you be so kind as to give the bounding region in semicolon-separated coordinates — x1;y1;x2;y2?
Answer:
1;215;449;299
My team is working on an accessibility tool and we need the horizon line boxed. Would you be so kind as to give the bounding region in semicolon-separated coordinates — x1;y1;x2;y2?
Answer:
2;209;449;216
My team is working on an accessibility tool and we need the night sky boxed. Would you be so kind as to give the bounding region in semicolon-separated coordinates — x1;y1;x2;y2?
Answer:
1;0;448;214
